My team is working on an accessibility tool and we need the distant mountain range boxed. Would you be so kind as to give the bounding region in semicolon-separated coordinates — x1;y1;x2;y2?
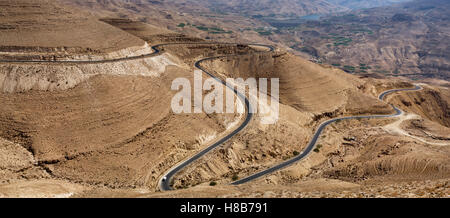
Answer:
277;0;450;80
182;0;413;18
59;0;448;79
327;0;411;9
64;0;413;19
200;0;346;18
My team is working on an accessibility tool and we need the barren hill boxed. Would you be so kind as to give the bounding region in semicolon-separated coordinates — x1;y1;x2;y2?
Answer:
0;0;448;198
0;0;150;59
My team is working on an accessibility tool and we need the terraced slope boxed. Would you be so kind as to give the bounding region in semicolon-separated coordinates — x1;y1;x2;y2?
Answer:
0;0;148;59
203;52;389;115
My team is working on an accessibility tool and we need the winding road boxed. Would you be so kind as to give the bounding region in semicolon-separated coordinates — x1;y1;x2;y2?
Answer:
0;42;273;64
232;85;422;185
0;42;423;191
158;43;274;191
0;41;275;191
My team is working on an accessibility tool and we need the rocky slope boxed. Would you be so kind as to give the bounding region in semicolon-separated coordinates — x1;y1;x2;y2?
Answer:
168;50;404;189
0;0;448;198
389;85;450;127
0;0;150;60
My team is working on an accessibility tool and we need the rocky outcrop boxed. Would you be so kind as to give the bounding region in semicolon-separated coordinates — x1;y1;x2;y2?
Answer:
390;88;450;127
0;52;185;93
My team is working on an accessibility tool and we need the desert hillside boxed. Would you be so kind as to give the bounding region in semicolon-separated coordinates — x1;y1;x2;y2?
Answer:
0;0;151;60
0;0;448;198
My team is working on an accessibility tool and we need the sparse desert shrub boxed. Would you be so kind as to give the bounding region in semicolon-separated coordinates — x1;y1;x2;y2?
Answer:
209;181;217;186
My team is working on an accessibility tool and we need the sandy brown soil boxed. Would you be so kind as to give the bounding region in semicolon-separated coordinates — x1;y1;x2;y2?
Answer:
60;0;276;46
99;18;204;45
203;51;392;115
136;178;448;198
389;85;450;127
403;118;450;142
0;5;244;193
0;64;243;189
164;50;422;191
131;115;449;198
0;51;184;93
0;0;151;59
0;1;448;198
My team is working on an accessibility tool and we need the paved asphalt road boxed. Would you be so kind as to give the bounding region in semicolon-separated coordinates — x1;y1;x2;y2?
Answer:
0;42;272;64
0;41;274;191
231;85;422;185
0;43;421;190
159;44;274;191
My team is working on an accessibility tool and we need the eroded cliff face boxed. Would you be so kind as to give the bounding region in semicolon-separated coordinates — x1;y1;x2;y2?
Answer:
0;42;153;61
389;86;450;127
0;52;185;93
0;0;448;197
